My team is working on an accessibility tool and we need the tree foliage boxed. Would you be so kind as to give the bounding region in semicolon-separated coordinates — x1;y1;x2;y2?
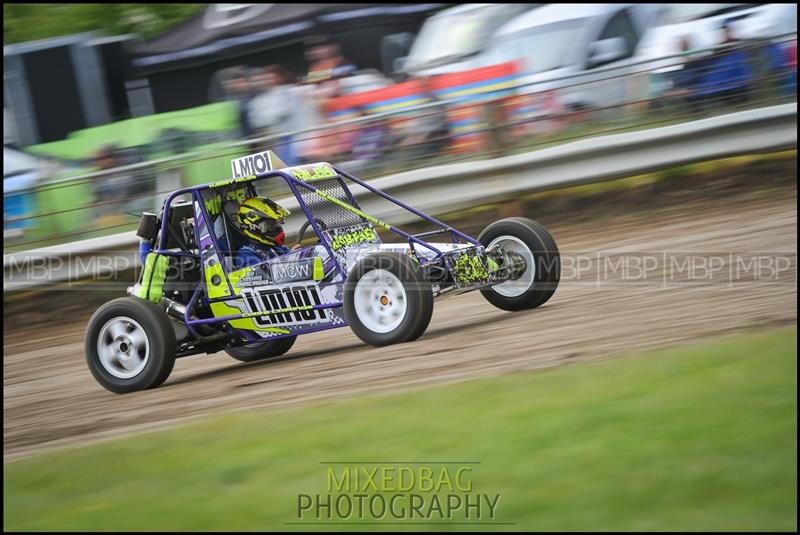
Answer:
3;3;206;45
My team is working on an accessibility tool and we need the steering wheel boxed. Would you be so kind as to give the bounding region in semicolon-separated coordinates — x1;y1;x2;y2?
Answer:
295;219;327;247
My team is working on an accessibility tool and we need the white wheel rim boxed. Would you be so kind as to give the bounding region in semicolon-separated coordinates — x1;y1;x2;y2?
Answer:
487;235;536;298
97;316;150;379
354;269;408;333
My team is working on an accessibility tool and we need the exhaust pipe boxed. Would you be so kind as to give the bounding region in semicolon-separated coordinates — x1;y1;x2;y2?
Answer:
162;297;187;321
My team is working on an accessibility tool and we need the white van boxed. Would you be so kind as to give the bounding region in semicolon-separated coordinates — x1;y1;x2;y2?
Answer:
401;4;542;76
479;4;664;110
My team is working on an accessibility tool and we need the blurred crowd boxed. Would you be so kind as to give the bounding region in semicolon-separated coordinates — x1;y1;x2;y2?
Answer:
215;33;797;172
221;43;356;166
218;42;449;172
654;24;797;114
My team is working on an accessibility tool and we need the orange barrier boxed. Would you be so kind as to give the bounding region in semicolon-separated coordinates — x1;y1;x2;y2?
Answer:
324;62;523;155
428;62;520;153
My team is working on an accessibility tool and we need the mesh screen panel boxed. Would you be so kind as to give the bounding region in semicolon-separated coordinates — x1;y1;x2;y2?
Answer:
298;178;366;230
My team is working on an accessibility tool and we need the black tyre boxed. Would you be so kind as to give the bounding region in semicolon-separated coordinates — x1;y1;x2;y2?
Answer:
225;336;297;362
478;217;560;311
344;253;434;347
85;297;176;394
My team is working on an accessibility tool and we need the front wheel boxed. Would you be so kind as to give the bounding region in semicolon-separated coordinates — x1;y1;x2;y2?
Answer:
344;253;433;347
479;217;560;311
226;336;297;362
85;297;176;394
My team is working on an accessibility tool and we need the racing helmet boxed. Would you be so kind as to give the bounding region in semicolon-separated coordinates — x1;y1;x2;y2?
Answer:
237;197;291;246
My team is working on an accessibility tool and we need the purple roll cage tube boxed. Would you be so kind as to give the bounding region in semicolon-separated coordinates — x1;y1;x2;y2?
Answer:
151;164;482;351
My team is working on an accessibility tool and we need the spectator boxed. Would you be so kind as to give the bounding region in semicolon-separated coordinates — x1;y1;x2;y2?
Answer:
648;34;700;107
93;145;134;226
667;35;704;106
759;37;795;97
702;22;753;107
304;42;356;87
223;66;256;139
248;65;300;164
672;23;753;114
675;36;700;74
248;66;324;166
394;82;450;160
339;110;393;174
303;42;358;124
736;22;797;98
786;39;797;94
299;42;361;163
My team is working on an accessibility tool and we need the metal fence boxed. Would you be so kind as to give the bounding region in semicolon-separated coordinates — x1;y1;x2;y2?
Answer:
3;34;797;253
6;103;795;291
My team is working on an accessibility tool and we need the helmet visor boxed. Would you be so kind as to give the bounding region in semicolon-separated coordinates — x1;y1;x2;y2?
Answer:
257;219;282;236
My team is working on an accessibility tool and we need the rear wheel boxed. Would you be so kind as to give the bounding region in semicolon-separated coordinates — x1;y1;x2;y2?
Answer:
226;336;297;362
479;217;560;311
344;253;433;346
85;297;176;394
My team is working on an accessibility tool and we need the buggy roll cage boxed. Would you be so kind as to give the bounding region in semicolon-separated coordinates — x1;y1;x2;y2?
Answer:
149;164;483;343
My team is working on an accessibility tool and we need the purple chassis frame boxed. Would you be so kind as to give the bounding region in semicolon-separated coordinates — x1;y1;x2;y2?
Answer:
151;164;482;356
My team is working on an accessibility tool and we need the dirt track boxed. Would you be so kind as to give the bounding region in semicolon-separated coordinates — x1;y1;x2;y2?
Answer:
4;182;797;461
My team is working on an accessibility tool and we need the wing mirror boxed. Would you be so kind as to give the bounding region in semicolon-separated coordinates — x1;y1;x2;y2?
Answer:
587;37;627;68
393;56;407;74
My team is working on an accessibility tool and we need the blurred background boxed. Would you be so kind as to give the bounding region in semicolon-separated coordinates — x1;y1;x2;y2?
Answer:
3;3;797;250
3;5;797;531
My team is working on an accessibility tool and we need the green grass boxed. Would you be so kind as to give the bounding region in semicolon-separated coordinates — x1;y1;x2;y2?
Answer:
4;328;797;531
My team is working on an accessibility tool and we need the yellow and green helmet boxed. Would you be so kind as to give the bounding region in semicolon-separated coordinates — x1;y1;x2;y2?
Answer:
237;197;291;246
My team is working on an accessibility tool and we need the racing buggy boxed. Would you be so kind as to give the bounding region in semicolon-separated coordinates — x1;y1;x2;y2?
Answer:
85;151;560;393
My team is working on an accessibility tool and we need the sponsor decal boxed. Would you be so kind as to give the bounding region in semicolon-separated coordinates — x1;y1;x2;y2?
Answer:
203;186;248;216
271;259;314;283
453;252;489;284
230;265;271;289
209;176;256;188
330;226;379;251
241;283;328;327
289;164;338;181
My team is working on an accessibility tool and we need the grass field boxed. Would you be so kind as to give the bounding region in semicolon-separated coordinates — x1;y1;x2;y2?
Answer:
4;327;797;531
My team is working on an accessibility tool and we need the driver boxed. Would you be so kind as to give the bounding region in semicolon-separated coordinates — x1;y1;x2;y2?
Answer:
234;196;292;269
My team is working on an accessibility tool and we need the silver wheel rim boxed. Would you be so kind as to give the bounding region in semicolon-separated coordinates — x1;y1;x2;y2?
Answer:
488;235;536;298
354;269;408;333
97;316;150;379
